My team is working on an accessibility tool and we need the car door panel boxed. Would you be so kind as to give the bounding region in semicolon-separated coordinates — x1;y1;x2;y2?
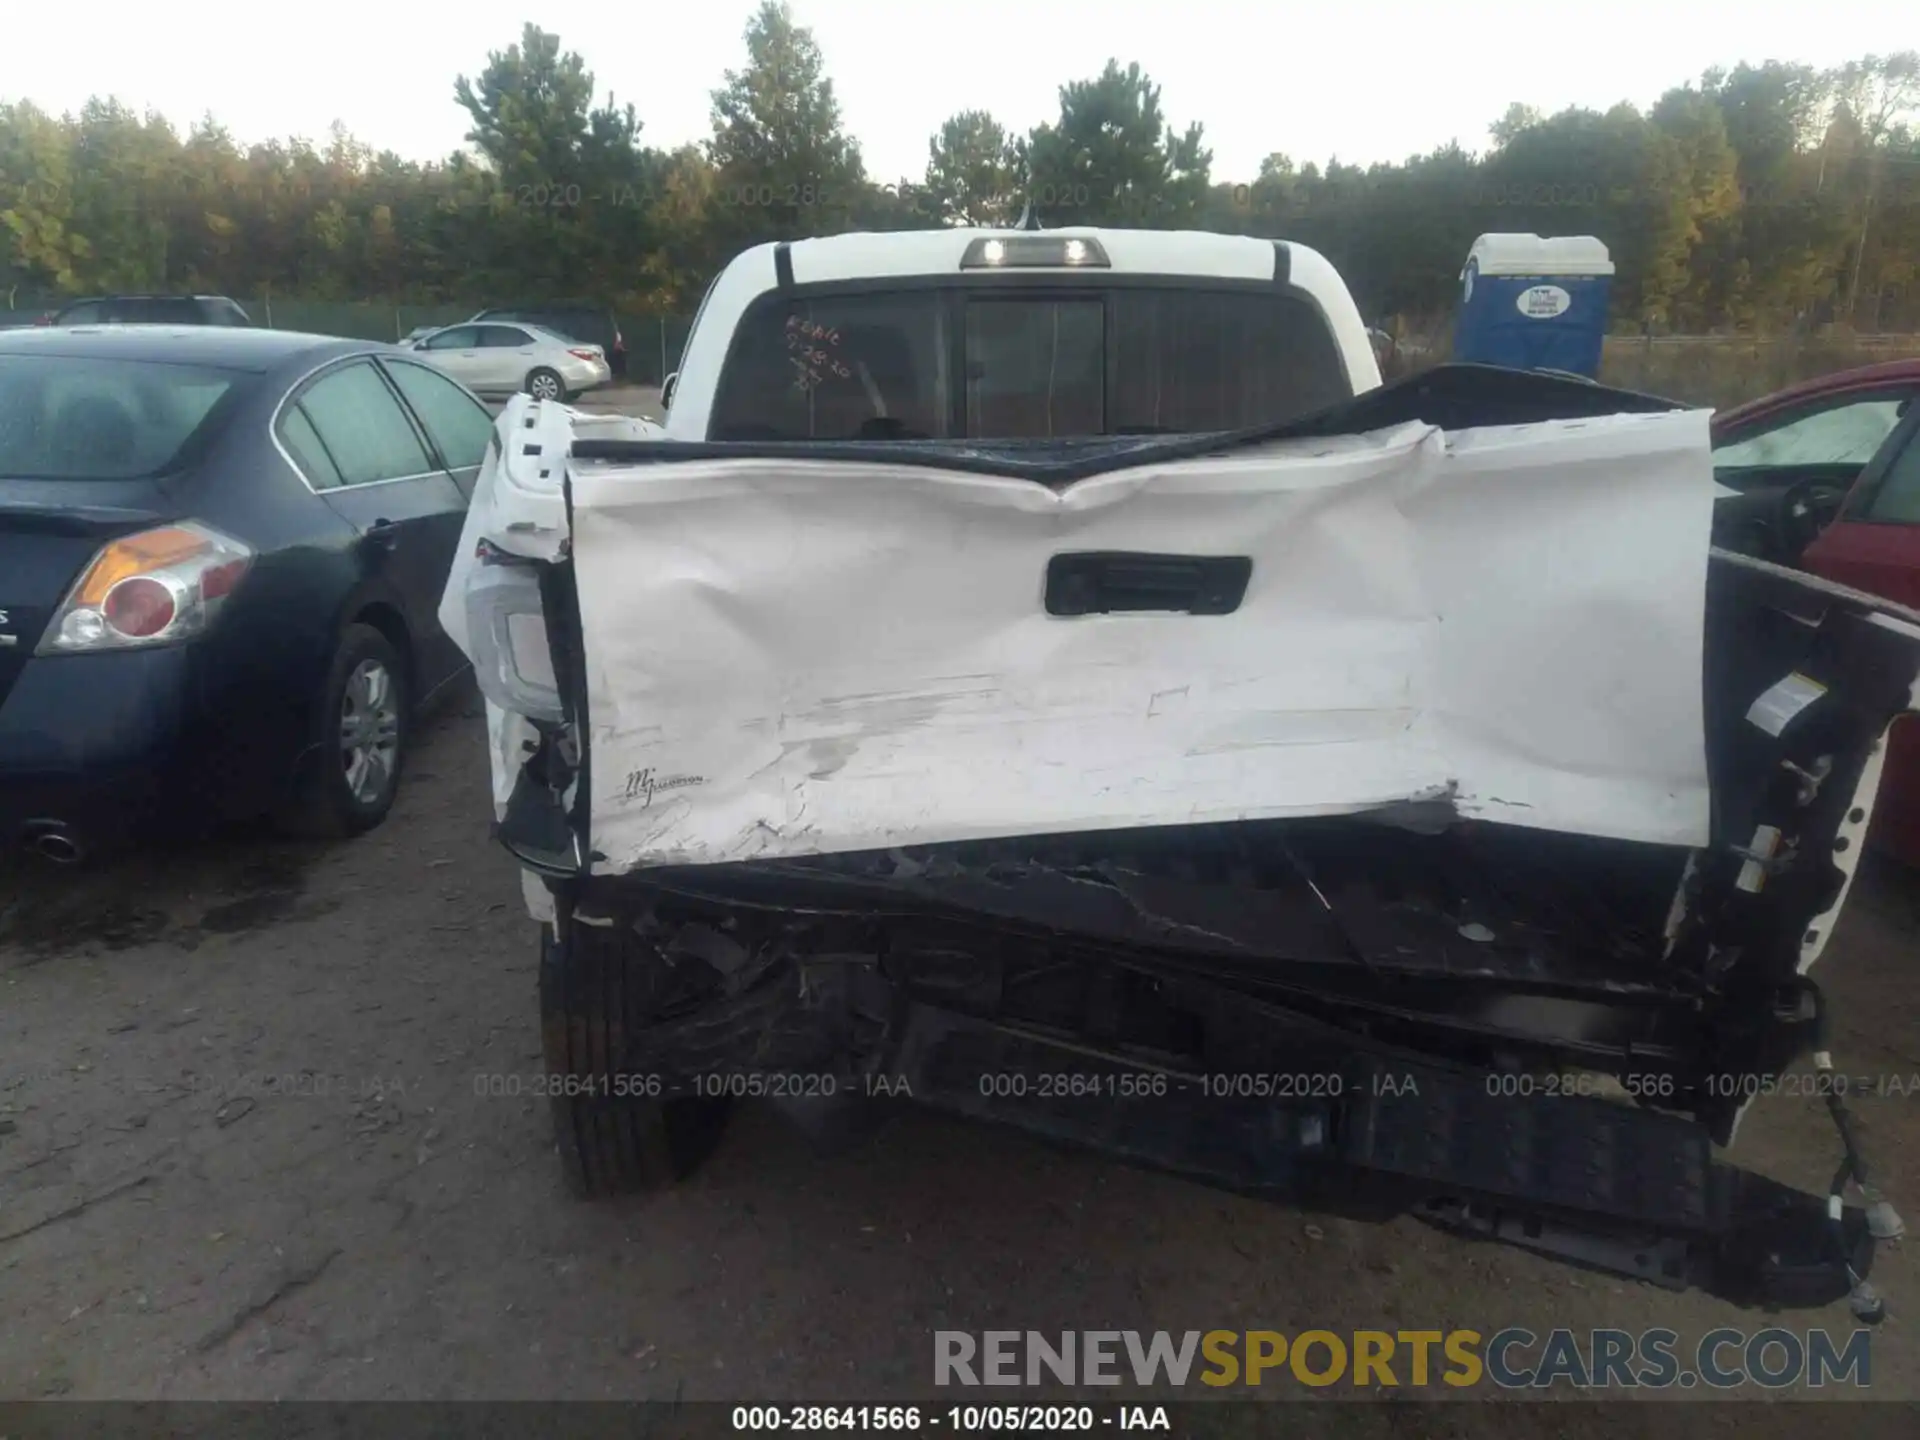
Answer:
1802;518;1920;606
420;326;487;391
1800;401;1920;604
509;331;539;391
1713;385;1920;563
1798;404;1920;867
285;360;469;694
478;326;515;391
322;483;468;696
479;325;536;391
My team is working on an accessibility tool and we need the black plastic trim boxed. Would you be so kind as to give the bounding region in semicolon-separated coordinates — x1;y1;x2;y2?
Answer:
572;362;1688;486
1045;551;1252;616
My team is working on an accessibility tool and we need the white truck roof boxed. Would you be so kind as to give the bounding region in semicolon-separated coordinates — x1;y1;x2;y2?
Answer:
663;227;1381;439
1463;233;1615;279
781;227;1291;283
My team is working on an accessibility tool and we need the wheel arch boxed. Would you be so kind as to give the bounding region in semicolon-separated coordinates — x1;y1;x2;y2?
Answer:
324;577;415;704
278;583;415;801
347;598;413;696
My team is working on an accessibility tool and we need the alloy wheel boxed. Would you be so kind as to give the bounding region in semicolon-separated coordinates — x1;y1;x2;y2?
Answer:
339;658;400;804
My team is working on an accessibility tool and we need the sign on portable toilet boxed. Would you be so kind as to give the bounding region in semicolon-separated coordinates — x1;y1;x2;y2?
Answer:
1453;234;1614;378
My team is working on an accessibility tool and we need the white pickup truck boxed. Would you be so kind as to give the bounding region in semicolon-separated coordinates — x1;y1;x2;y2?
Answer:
442;227;1920;1315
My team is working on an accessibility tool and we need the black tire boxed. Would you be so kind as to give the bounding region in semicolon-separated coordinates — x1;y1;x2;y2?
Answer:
275;623;408;840
525;367;565;402
539;916;732;1198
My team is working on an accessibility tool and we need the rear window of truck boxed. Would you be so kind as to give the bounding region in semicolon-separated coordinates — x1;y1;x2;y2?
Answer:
709;286;1351;441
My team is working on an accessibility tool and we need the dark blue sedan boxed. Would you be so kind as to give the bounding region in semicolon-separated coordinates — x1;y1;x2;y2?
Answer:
0;326;493;862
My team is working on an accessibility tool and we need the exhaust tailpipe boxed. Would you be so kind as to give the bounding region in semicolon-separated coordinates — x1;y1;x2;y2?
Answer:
21;821;84;866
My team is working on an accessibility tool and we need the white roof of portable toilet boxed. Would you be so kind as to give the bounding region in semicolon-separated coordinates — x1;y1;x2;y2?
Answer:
1462;233;1614;279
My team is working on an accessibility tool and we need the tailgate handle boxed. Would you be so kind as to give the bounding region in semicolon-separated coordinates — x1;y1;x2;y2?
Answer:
1045;552;1252;617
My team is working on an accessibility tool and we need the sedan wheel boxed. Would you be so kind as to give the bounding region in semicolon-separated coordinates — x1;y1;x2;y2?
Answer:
339;658;401;805
275;623;409;840
526;367;564;401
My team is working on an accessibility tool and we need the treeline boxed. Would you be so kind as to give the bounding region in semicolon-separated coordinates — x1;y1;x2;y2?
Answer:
2;4;1917;331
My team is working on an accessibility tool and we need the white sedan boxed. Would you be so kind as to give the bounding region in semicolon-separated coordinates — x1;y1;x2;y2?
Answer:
401;320;611;401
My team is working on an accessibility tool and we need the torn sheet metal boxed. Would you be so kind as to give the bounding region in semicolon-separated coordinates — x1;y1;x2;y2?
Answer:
558;408;1717;871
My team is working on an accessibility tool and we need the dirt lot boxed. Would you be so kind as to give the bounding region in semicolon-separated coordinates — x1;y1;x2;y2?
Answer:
1;694;1918;1415
3;373;1918;1417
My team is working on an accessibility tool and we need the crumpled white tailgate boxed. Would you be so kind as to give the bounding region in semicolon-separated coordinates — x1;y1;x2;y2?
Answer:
567;410;1715;871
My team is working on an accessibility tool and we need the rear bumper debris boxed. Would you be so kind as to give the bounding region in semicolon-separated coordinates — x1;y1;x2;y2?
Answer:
553;901;1883;1314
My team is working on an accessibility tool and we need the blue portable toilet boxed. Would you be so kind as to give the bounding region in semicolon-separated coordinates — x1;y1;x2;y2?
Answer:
1453;233;1614;378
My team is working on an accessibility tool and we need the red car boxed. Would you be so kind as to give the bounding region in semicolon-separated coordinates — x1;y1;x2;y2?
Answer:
1710;357;1920;863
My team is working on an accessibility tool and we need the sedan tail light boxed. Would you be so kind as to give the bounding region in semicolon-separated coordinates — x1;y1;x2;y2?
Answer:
567;347;603;363
38;521;254;654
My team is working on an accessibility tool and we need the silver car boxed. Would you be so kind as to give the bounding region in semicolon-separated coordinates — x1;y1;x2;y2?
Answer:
403;320;611;401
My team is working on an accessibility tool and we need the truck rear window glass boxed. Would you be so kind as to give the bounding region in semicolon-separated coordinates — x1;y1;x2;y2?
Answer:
709;286;1352;441
966;298;1104;437
1110;290;1351;433
712;293;949;441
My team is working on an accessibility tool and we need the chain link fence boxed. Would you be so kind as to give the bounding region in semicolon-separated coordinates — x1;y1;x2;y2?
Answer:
0;293;698;386
1378;325;1920;407
5;289;1914;403
1598;332;1920;408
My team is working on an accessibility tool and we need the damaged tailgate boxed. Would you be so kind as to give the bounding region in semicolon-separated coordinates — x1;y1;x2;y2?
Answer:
540;402;1718;871
443;370;1920;1313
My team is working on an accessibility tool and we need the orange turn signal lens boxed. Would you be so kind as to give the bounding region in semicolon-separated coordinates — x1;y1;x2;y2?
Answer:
72;526;215;607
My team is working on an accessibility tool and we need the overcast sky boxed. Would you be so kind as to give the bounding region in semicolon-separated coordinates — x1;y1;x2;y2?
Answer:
0;1;1894;181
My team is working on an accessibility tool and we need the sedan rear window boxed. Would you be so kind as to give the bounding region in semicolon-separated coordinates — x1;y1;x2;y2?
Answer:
0;357;246;480
710;286;1351;441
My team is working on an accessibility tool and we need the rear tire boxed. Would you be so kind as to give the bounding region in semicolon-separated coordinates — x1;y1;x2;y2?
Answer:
525;367;565;402
275;623;408;840
539;916;732;1198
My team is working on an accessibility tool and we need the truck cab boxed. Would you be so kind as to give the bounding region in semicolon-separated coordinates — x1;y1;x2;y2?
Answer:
660;228;1381;441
